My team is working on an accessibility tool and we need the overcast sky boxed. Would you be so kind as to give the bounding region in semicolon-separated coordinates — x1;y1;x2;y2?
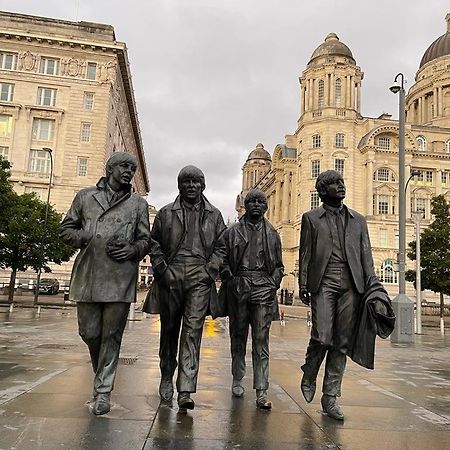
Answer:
1;0;448;220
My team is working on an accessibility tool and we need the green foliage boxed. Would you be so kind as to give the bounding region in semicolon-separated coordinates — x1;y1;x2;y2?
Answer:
0;156;15;233
406;195;450;296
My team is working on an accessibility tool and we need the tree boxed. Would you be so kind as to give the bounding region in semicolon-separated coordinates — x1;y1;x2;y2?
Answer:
0;156;15;233
406;195;450;331
0;191;76;303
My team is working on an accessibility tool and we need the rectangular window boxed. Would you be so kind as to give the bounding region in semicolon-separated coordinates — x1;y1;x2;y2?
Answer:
310;191;320;209
378;195;389;214
37;87;57;107
0;52;17;70
416;198;426;213
377;137;390;150
442;171;450;185
86;62;97;80
311;159;320;178
80;123;91;142
29;149;51;174
32;118;55;141
335;133;345;148
425;170;433;184
379;229;388;247
77;157;88;176
335;159;345;176
377;168;389;182
312;135;321;148
39;57;60;76
0;145;8;159
0;83;14;101
24;186;48;201
0;114;13;138
394;230;399;249
83;92;94;110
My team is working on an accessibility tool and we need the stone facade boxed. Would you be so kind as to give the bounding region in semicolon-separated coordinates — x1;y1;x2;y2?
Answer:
0;11;149;285
238;15;450;302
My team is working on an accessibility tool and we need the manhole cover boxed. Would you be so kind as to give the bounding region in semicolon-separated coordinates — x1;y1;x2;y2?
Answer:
118;356;138;365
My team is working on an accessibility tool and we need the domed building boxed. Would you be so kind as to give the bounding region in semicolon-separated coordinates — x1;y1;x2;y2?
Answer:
237;13;450;302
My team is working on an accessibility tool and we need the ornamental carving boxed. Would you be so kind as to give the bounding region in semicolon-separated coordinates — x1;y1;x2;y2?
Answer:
18;51;38;71
62;57;83;77
99;61;117;83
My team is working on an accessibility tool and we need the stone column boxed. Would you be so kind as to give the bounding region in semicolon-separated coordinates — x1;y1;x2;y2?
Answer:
330;73;335;107
433;87;438;118
274;175;282;224
282;171;290;223
324;73;330;107
356;82;361;113
366;158;374;215
438;86;443;116
418;97;423;124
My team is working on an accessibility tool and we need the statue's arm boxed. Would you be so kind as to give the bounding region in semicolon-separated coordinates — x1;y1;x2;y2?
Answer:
360;217;376;282
149;211;168;277
272;232;284;288
131;201;151;262
205;212;227;280
60;192;90;248
299;214;312;304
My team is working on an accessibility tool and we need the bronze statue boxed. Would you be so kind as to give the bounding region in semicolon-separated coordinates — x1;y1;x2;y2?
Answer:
145;166;226;410
60;152;150;415
219;189;284;410
299;170;395;421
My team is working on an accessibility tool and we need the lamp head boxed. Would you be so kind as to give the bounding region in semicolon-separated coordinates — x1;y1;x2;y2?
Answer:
389;82;401;94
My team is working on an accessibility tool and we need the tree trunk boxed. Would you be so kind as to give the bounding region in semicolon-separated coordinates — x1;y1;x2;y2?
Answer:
8;269;16;304
440;292;445;335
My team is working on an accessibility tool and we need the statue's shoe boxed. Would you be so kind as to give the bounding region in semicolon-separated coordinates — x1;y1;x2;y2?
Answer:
177;392;195;410
232;379;245;398
321;395;344;421
93;393;111;416
159;377;174;401
256;390;272;410
300;376;316;403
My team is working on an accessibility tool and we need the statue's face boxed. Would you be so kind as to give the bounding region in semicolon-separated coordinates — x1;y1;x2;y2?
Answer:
245;195;268;221
109;160;136;187
323;176;346;202
179;176;203;204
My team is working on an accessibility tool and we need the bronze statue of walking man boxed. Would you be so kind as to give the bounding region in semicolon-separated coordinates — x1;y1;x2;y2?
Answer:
219;189;284;409
145;166;226;410
299;170;377;421
61;152;150;415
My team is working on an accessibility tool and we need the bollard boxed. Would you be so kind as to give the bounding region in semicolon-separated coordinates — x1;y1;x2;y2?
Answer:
390;293;414;343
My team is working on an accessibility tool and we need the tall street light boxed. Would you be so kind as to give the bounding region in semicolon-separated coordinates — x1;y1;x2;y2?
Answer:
411;210;424;334
33;147;54;307
389;73;414;343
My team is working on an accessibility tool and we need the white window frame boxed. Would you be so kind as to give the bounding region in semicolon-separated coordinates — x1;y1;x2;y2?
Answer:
311;159;320;178
335;133;345;148
0;114;13;138
86;62;97;80
377;168;389;182
37;87;57;107
312;134;321;148
379;229;388;247
39;57;60;76
0;145;8;159
416;135;426;152
425;170;433;184
83;92;94;110
32;118;55;141
310;191;320;209
318;80;324;108
80;123;92;143
335;158;345;176
378;195;389;215
77;157;88;176
0;83;14;101
0;52;17;70
377;136;390;150
28;149;51;174
335;78;341;107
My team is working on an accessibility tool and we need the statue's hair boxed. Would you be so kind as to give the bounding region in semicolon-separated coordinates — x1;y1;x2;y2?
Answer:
244;188;267;207
177;165;205;188
315;170;343;200
105;152;137;175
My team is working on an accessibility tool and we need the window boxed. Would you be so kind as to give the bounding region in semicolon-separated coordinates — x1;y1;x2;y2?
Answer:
442;171;450;185
378;260;398;284
24;186;48;201
83;92;94;110
29;149;51;174
0;83;14;101
376;168;389;182
446;140;450;153
39;57;60;75
377;136;390;150
318;79;324;108
86;62;97;80
0;145;8;159
0;52;17;70
80;123;91;142
37;87;57;107
0;114;13;137
379;229;388;247
416;135;426;152
335;159;345;176
335;133;345;148
77;157;88;176
335;78;341;107
416;198;426;213
32;118;55;141
310;191;320;209
311;159;320;178
378;195;389;214
425;170;433;184
312;134;321;148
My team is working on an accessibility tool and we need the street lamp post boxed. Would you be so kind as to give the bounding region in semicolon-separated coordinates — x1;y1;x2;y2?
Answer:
411;210;423;334
33;147;54;307
389;73;414;343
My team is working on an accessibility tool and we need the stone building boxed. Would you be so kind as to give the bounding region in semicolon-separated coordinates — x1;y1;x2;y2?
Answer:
0;11;149;285
238;14;450;301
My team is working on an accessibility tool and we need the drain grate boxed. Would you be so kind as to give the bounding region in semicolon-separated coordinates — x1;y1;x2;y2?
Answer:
118;356;138;365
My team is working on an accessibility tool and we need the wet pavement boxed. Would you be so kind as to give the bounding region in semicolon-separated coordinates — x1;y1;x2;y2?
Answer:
0;303;449;450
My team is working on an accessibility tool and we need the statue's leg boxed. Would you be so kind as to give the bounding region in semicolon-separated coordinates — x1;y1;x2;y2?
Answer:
77;303;102;373
94;302;130;395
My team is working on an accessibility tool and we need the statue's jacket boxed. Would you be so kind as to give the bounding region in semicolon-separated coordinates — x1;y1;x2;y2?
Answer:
145;195;226;317
60;177;150;303
218;216;284;320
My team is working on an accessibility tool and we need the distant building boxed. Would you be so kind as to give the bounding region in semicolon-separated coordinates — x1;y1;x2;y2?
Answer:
0;11;149;285
238;14;450;302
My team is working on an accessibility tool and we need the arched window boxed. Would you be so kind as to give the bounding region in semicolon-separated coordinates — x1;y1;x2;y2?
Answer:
416;135;426;152
318;80;324;108
445;139;450;153
335;78;341;107
379;260;398;284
